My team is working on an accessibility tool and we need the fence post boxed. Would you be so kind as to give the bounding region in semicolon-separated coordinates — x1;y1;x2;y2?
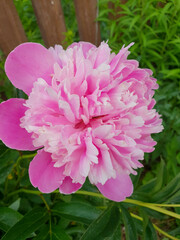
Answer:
74;0;101;46
31;0;66;48
0;0;27;56
108;0;127;20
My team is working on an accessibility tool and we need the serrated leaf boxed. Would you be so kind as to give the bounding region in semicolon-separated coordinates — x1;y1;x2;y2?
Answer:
120;204;137;240
1;207;48;240
52;201;102;224
80;205;120;240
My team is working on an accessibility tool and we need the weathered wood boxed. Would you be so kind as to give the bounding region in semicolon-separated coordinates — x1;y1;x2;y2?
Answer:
157;2;165;8
0;0;27;56
108;0;127;20
74;0;101;46
31;0;66;48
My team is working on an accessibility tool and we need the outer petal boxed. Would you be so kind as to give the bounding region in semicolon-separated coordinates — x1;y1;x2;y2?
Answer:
59;176;83;194
0;98;36;150
29;150;65;193
5;43;55;95
96;174;133;202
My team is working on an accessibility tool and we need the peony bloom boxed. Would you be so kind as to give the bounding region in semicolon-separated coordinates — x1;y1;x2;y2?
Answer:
0;42;163;201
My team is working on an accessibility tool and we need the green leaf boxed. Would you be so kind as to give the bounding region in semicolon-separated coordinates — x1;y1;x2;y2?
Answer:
0;207;22;232
129;15;140;31
1;207;48;240
9;198;21;211
0;149;19;183
146;49;163;60
151;173;180;203
143;220;157;240
104;222;122;240
33;225;49;240
141;209;157;240
66;226;85;235
120;204;137;240
134;178;157;201
150;159;166;194
52;225;72;240
80;205;120;240
52;201;102;224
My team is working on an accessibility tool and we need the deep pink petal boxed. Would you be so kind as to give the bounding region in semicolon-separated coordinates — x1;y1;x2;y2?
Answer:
5;43;55;95
29;150;65;193
59;176;82;194
0;98;36;150
96;174;133;202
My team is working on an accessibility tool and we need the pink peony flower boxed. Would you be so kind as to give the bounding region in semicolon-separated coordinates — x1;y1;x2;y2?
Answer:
0;42;163;201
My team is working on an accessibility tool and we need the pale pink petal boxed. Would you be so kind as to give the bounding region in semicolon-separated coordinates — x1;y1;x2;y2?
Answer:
0;98;35;150
58;100;75;123
88;148;116;185
96;174;133;202
29;150;65;193
64;147;86;184
5;43;55;95
93;42;111;68
68;41;95;57
59;176;82;194
93;125;114;139
79;139;98;177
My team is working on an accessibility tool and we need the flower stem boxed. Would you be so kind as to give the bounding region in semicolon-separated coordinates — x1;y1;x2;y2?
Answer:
39;194;51;212
76;190;180;219
39;194;52;240
21;153;37;159
7;189;180;220
130;212;179;240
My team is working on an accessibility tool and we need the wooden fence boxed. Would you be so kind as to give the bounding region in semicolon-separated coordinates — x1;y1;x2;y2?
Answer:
0;0;164;57
0;0;101;56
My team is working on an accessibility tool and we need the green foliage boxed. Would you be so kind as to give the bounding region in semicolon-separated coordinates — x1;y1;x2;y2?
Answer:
53;201;102;224
1;207;49;240
0;0;180;239
120;204;137;240
80;205;120;240
0;207;22;232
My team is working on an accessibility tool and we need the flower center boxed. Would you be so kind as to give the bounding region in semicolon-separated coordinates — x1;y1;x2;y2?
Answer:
74;120;86;129
74;115;107;130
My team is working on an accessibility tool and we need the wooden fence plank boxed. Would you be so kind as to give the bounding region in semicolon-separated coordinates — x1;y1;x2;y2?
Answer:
74;0;101;46
0;0;27;56
31;0;66;48
108;0;127;20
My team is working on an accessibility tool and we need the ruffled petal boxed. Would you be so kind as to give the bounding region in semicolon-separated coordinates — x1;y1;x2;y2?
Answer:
68;41;95;57
0;98;36;150
29;149;65;193
59;176;83;194
5;43;55;95
96;174;133;202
